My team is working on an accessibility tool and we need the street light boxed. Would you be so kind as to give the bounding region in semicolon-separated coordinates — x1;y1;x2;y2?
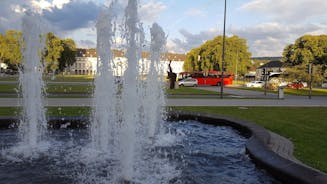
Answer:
220;0;227;99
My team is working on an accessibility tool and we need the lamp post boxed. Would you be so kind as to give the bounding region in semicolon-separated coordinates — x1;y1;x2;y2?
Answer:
220;0;227;99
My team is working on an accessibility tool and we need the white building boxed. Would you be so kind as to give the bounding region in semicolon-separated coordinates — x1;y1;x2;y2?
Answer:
67;49;185;76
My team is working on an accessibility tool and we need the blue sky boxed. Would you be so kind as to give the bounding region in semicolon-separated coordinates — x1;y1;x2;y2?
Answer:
1;0;327;56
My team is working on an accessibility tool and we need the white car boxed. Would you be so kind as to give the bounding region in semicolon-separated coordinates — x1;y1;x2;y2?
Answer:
178;78;198;87
322;82;327;88
246;81;265;88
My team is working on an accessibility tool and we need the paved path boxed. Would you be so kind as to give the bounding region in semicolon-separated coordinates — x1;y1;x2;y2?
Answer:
0;97;326;107
0;81;92;85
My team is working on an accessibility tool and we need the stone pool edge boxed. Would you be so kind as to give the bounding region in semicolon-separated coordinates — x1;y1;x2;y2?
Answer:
1;113;327;184
167;111;327;184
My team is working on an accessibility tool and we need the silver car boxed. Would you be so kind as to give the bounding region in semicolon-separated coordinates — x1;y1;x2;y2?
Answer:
246;81;265;88
178;78;198;87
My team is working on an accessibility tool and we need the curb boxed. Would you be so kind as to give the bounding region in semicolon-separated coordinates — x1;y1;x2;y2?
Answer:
166;111;327;184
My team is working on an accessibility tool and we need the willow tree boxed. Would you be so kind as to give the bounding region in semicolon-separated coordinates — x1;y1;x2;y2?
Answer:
183;35;251;76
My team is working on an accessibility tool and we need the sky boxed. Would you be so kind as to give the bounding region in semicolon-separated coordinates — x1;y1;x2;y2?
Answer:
0;0;327;57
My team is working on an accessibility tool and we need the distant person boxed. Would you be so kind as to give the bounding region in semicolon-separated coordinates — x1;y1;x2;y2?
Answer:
167;60;176;89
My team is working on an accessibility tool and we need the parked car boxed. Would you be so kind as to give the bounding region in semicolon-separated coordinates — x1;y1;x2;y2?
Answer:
245;81;265;88
322;82;327;88
178;78;198;87
286;82;304;89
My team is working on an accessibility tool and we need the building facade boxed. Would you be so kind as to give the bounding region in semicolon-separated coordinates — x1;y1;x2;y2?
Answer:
67;48;185;76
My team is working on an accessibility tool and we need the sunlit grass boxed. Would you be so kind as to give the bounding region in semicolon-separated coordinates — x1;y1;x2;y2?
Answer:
0;75;94;82
230;86;327;96
46;75;94;82
0;84;93;94
166;87;219;95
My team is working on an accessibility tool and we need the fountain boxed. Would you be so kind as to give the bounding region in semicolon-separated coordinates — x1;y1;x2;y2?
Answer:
88;1;176;182
0;0;282;184
1;12;49;159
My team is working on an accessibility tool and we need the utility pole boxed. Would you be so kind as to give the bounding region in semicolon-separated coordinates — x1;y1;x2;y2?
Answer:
235;51;238;81
308;63;313;99
220;0;227;99
263;68;267;96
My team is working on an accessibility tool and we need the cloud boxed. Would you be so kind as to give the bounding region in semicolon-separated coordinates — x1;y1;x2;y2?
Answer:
240;0;327;23
167;28;219;53
42;1;101;31
139;1;166;22
167;0;327;56
167;20;327;57
78;39;96;48
232;22;326;56
185;8;206;17
0;0;27;32
0;0;97;33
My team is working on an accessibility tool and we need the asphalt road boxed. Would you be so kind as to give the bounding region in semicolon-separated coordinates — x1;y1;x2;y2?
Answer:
0;85;326;107
0;96;327;107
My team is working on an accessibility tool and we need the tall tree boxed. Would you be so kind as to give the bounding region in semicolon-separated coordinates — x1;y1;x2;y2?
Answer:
282;35;327;85
183;35;251;76
58;38;77;72
44;32;64;73
283;35;327;66
0;30;23;69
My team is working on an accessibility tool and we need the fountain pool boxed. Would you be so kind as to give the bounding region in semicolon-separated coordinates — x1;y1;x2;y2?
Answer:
0;120;277;184
0;0;286;183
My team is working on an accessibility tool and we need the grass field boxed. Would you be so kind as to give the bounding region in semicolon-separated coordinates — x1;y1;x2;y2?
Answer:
0;84;219;95
231;86;327;96
0;84;93;94
0;75;94;82
166;87;219;95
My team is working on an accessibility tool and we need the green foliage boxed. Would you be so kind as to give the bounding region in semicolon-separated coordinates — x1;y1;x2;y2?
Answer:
1;30;77;74
0;30;23;69
283;35;327;66
282;35;327;85
284;64;324;85
58;39;77;72
44;32;64;73
183;35;252;75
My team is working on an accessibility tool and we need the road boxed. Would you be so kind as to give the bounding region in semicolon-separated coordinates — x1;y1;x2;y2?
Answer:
0;84;326;107
0;96;327;107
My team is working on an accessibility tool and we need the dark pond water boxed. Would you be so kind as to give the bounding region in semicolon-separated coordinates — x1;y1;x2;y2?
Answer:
0;120;279;184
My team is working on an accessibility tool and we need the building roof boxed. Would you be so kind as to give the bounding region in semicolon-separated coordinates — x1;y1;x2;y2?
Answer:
76;48;186;61
258;60;284;69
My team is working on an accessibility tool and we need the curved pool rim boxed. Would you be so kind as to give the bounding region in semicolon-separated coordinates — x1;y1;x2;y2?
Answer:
166;111;327;184
1;112;327;184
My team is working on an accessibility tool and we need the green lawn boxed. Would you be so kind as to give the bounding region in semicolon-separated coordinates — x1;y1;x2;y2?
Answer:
0;75;94;82
46;75;94;82
231;86;327;96
46;84;93;94
172;106;327;173
0;76;18;81
166;87;219;95
0;84;18;93
284;88;327;96
0;84;93;94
